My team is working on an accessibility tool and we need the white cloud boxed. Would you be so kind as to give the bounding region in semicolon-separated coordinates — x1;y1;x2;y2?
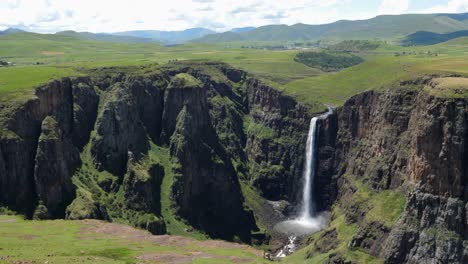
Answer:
379;0;409;15
0;0;464;33
0;0;354;32
420;0;468;13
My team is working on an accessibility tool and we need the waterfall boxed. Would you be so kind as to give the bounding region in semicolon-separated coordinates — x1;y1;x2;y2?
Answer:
300;117;319;220
300;108;333;220
272;107;333;257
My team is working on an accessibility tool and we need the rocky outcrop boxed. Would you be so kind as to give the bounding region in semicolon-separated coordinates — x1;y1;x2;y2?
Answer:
382;191;467;264
0;79;74;216
168;77;256;241
123;161;164;214
33;116;80;218
349;221;390;256
91;82;150;177
71;79;99;149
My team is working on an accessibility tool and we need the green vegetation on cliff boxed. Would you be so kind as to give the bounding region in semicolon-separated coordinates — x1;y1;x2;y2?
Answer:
155;144;207;239
285;175;406;264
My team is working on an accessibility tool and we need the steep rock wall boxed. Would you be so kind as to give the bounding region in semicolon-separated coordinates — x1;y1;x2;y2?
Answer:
245;78;311;202
310;84;467;264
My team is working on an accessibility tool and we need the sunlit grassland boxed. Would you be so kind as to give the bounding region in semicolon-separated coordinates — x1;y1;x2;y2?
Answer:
0;33;320;102
285;42;468;107
0;215;266;264
1;33;467;108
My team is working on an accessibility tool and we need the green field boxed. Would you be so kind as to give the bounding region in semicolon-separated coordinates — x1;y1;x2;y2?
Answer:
2;33;468;110
0;32;320;103
0;215;266;264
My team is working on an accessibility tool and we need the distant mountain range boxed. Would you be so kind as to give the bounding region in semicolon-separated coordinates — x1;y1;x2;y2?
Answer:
0;27;256;44
230;27;256;33
2;12;468;45
193;13;468;43
56;30;158;44
0;28;26;35
112;28;216;44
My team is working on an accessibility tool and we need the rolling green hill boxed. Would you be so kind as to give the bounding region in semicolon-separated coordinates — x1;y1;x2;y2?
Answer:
401;30;468;46
194;13;468;43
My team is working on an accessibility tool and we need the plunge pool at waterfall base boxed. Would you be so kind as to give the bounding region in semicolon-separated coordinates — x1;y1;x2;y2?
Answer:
273;211;331;236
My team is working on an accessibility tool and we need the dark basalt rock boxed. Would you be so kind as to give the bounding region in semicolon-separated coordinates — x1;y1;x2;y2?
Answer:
0;79;75;216
90;82;149;177
349;221;390;256
123;162;164;214
33;116;80;218
168;82;256;241
312;228;339;254
71;79;99;150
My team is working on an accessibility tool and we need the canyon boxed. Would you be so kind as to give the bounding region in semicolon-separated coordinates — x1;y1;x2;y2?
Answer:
0;62;466;263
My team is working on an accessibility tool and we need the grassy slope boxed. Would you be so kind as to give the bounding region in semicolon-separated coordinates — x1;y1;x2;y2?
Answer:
285;38;468;106
0;215;266;264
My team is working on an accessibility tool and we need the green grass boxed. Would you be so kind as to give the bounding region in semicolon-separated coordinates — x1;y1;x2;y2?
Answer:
0;65;78;101
285;55;414;106
173;73;202;88
424;77;468;98
348;176;406;228
0;215;267;264
365;190;406;226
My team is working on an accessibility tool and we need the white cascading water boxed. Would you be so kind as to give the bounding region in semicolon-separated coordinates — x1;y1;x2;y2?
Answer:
300;116;319;220
274;108;334;258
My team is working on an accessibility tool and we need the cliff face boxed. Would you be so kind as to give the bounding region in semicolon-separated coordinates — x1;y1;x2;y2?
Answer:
309;83;467;264
245;79;311;202
0;62;312;241
0;79;76;216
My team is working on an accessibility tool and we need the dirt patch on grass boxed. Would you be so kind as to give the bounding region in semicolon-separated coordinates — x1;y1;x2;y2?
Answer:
41;51;65;55
19;234;38;240
137;252;208;263
79;220;263;263
80;220;190;247
137;252;254;264
0;219;17;223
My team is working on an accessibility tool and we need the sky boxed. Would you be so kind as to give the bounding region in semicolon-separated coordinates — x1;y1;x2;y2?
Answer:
0;0;467;33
